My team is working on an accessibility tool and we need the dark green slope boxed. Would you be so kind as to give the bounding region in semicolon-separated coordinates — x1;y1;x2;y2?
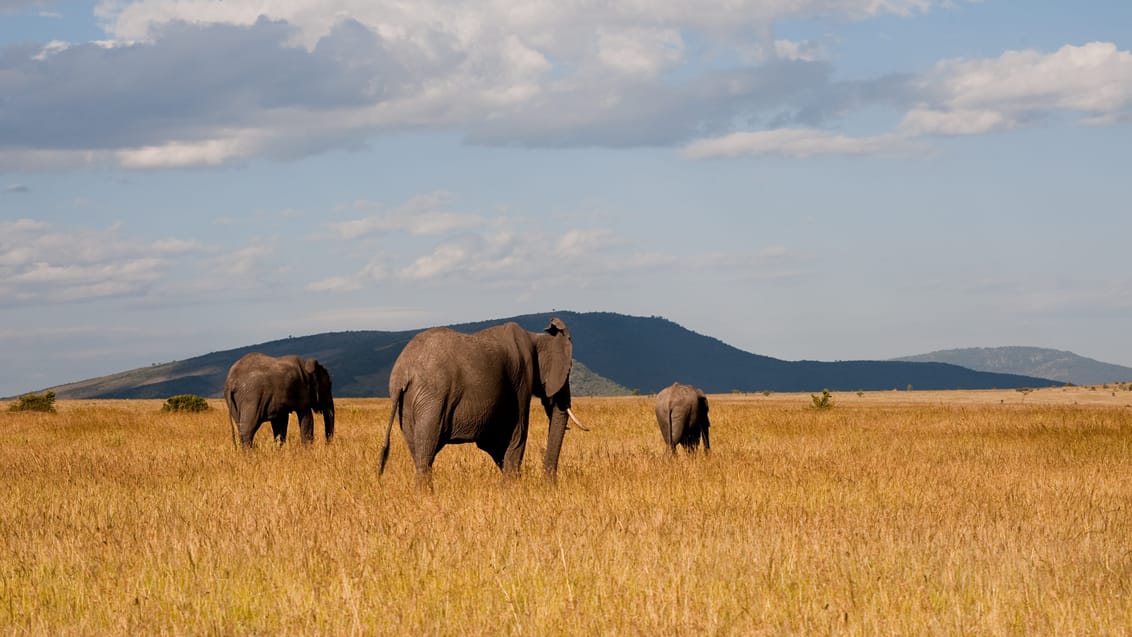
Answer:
40;311;1058;400
490;312;1057;393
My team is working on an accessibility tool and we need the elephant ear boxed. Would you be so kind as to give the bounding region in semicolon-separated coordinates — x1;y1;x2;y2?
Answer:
537;319;573;398
301;358;324;404
697;389;709;414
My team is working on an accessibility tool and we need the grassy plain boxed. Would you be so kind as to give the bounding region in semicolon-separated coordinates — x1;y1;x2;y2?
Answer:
2;387;1131;635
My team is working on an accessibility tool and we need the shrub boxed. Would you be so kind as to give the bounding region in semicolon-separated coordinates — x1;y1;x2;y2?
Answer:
9;391;56;413
162;394;210;413
811;389;834;410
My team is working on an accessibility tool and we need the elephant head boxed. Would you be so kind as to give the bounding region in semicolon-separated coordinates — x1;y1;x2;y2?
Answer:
534;317;574;479
303;358;335;441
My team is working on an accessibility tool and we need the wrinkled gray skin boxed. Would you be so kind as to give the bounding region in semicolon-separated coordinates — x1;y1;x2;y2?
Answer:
654;382;711;455
379;318;574;489
224;353;335;448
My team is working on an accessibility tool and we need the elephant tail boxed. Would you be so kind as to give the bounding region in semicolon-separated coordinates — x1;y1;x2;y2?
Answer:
225;385;239;450
668;405;676;450
378;383;405;477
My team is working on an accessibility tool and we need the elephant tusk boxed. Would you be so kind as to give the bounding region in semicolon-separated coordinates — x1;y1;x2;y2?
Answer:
566;407;590;432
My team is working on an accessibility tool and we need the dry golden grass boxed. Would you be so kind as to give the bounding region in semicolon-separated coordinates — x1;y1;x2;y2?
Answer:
2;390;1131;635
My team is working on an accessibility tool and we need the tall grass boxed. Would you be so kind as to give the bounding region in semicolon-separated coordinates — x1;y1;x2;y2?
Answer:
1;395;1130;634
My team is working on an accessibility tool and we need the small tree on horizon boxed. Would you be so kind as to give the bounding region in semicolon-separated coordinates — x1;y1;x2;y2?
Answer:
162;394;210;413
811;389;834;410
9;391;56;413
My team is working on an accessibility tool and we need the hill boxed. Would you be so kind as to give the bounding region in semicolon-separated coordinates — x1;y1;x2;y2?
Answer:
37;311;1058;399
893;346;1132;386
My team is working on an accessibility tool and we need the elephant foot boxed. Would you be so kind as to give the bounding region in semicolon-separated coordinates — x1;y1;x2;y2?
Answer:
414;472;434;493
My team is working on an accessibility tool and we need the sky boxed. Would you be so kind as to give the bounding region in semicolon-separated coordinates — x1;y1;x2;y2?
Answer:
2;1;1131;397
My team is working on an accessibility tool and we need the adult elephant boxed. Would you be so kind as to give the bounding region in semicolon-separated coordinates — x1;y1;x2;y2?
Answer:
378;317;583;488
654;382;711;455
224;353;335;448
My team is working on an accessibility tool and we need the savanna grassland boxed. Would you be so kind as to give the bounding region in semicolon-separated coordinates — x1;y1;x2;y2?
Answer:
2;387;1131;635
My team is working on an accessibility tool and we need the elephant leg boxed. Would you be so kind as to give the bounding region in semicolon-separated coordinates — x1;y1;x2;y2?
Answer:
270;415;289;445
399;430;434;491
684;425;701;454
239;418;262;448
413;444;438;492
701;425;711;454
477;437;508;472
405;403;442;491
500;423;528;478
669;416;686;455
497;397;531;478
297;408;315;445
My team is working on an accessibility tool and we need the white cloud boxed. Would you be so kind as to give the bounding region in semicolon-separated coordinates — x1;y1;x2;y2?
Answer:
311;192;802;293
19;4;1125;167
683;128;907;158
31;40;70;61
3;0;980;171
0;219;172;304
683;41;1132;158
210;243;273;279
937;42;1132;114
597;27;685;77
305;275;363;293
328;193;483;240
400;242;473;281
95;1;955;46
116;137;256;168
554;228;620;258
773;39;823;62
898;108;1010;136
0;219;281;306
908;41;1132;135
394;229;524;282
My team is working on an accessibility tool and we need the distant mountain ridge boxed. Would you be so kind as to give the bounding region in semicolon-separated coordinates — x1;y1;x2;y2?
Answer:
35;311;1058;399
894;346;1132;386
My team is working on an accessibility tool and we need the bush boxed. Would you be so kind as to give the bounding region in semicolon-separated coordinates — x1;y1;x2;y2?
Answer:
810;389;834;410
9;391;56;413
162;394;210;413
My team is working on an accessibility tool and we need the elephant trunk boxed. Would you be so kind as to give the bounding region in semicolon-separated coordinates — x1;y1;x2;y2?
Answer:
323;400;336;442
543;392;570;481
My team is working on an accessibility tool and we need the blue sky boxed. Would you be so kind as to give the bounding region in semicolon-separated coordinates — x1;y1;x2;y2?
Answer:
2;1;1131;396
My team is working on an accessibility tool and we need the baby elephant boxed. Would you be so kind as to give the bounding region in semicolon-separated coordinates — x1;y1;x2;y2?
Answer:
654;382;711;455
224;353;335;448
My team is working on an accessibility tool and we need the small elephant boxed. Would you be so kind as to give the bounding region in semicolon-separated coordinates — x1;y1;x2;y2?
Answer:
224;353;335;448
654;382;711;455
378;317;583;488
